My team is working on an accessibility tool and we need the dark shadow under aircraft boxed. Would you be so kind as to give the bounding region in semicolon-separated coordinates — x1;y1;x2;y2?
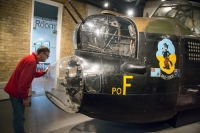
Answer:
44;0;200;125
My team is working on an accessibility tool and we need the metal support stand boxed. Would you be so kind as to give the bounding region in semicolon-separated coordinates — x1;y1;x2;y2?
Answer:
167;107;200;127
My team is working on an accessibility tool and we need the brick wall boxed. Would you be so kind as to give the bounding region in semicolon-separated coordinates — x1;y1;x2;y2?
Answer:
0;0;32;81
0;0;86;82
60;0;86;58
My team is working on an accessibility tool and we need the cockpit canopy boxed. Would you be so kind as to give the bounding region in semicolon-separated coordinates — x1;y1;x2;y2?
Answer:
152;1;200;34
72;14;138;58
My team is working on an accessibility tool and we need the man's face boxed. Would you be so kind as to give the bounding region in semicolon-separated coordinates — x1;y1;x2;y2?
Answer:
41;52;50;62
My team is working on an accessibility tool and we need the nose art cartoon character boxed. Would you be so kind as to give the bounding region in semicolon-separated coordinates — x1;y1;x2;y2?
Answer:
162;43;173;69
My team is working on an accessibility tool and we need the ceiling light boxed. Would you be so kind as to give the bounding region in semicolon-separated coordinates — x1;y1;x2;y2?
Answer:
104;2;108;7
127;10;133;16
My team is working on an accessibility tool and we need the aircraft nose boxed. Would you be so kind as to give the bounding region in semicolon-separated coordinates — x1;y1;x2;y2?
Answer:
44;56;83;113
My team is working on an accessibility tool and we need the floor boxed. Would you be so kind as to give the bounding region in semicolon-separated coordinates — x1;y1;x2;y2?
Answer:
0;94;200;133
32;77;45;92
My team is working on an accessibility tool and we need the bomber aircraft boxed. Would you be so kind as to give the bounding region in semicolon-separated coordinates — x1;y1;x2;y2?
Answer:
44;0;200;124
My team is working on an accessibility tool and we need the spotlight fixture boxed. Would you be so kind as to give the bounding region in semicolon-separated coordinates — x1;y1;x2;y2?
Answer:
104;2;108;7
127;10;133;16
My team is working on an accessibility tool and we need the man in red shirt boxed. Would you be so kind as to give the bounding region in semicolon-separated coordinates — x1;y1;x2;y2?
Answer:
4;46;50;133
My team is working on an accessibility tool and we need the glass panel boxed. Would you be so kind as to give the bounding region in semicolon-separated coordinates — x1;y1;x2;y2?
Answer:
193;8;200;34
80;14;137;57
175;6;192;27
44;56;83;113
153;6;176;17
153;4;194;30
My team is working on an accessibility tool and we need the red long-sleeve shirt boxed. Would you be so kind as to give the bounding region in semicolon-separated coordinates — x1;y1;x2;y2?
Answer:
4;52;45;100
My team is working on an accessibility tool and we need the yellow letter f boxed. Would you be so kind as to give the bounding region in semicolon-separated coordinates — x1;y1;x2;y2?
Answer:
123;76;133;95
